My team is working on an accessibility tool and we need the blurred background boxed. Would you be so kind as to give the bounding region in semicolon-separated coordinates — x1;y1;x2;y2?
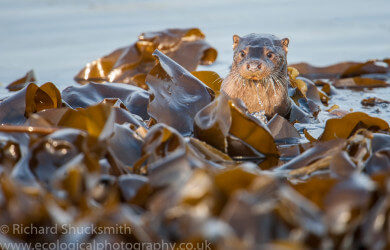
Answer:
1;0;389;88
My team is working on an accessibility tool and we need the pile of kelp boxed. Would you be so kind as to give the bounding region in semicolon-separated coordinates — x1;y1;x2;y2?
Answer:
1;28;390;249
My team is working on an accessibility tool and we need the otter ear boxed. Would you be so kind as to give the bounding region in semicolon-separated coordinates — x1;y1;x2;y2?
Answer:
281;38;289;53
232;35;241;50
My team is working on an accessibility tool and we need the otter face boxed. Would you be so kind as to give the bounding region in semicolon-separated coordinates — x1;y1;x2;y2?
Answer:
231;33;289;81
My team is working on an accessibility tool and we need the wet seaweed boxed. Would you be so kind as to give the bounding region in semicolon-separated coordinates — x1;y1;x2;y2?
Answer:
1;28;390;249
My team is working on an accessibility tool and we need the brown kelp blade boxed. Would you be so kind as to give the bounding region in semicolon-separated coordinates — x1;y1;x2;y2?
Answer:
7;70;36;92
74;28;217;89
290;59;390;80
146;49;214;135
0;82;61;125
318;112;389;141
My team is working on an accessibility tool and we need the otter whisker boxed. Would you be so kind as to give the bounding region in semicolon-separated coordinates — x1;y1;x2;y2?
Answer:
260;77;267;92
233;74;242;88
254;81;263;107
268;76;277;97
277;76;286;89
210;77;223;88
271;75;282;90
272;74;287;89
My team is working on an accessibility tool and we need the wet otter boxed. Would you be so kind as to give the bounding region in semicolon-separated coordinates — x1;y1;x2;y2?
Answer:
221;33;291;121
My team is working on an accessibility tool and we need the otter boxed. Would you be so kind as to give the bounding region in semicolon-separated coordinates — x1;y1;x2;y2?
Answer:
221;33;291;121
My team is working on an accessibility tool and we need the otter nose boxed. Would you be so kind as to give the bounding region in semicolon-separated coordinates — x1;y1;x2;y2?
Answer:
246;61;262;71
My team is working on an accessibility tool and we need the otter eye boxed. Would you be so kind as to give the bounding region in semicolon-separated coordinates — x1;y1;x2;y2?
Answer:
267;52;274;59
239;51;246;58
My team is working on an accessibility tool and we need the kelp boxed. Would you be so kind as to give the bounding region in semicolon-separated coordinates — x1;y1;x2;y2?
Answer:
193;93;278;161
291;59;390;91
289;61;359;79
192;71;223;94
317;112;389;141
57;103;115;140
290;59;390;80
267;114;300;140
6;70;36;92
1;28;390;249
361;97;390;107
287;67;326;122
228;100;278;157
107;123;143;169
146;50;214;136
0;82;61;125
334;77;389;89
74;28;217;89
340;60;389;78
62;82;150;120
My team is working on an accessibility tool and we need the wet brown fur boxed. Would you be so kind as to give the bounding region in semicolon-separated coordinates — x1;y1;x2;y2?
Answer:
221;33;291;119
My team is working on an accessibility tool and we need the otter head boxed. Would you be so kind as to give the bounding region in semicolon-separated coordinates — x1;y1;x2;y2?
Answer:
231;33;289;81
